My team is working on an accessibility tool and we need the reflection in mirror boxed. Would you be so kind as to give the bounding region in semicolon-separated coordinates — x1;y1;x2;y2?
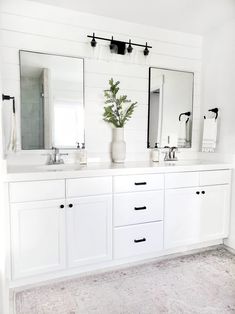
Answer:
147;68;194;149
20;51;84;150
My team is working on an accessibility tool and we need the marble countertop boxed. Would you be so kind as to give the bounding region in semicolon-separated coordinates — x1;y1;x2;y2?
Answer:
4;159;232;182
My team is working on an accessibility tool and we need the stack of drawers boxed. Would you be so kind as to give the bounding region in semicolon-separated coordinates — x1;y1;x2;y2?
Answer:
113;174;164;259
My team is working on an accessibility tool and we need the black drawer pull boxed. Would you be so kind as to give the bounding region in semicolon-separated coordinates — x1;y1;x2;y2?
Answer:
196;191;200;195
68;204;73;208
201;191;205;194
134;238;146;243
134;206;147;211
134;182;147;186
60;204;64;209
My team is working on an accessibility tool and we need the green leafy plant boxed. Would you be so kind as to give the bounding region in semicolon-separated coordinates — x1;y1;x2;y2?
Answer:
103;78;137;128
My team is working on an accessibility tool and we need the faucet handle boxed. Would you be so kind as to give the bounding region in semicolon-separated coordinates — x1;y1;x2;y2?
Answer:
51;146;59;153
171;147;178;160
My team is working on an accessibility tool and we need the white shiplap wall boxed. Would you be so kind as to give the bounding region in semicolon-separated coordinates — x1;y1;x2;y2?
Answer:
0;0;202;162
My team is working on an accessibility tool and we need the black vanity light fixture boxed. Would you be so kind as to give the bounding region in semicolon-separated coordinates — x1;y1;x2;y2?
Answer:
87;33;152;56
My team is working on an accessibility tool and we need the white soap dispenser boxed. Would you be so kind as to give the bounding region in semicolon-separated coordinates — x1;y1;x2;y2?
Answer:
74;142;81;164
151;143;160;162
80;143;87;165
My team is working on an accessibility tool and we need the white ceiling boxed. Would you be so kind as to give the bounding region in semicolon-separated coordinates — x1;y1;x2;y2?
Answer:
29;0;235;35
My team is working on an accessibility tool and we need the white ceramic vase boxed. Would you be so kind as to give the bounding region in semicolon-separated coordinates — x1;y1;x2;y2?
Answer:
111;127;126;163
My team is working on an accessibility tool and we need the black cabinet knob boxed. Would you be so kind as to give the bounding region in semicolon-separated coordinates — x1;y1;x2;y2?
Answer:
196;191;200;195
202;191;205;194
68;204;73;208
60;204;64;209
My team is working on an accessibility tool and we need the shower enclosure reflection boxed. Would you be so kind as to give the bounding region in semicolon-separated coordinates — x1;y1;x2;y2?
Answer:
147;67;194;149
20;51;84;150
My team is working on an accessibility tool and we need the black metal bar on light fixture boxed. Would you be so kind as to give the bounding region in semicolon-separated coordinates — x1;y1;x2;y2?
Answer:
87;33;152;55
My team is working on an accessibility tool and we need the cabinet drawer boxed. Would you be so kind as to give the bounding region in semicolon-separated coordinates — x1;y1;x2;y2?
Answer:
114;222;163;259
200;170;231;186
66;176;112;197
114;191;163;227
9;180;65;203
165;172;199;189
114;174;164;193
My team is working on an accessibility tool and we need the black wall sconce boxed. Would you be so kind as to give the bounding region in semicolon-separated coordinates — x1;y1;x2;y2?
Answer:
87;33;152;56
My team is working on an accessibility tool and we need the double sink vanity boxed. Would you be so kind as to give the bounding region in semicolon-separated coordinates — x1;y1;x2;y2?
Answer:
5;160;232;288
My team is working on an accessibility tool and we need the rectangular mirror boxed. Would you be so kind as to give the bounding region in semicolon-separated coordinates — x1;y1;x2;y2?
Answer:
20;50;84;150
147;67;194;149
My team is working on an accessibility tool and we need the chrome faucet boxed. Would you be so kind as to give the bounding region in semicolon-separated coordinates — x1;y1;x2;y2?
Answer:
47;147;68;165
164;146;178;161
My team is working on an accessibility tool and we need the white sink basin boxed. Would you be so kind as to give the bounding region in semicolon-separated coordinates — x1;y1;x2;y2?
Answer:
38;164;80;171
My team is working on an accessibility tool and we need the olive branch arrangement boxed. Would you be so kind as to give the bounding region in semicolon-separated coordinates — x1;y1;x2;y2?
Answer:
103;78;137;127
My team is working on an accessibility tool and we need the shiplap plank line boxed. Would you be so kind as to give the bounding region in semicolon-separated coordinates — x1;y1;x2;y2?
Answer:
0;44;202;74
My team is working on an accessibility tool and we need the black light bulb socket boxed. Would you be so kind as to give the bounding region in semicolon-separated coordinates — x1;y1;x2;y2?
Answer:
90;33;97;47
144;42;149;56
110;43;115;50
109;36;115;51
127;40;133;53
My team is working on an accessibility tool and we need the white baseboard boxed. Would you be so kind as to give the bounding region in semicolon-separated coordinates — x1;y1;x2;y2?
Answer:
224;237;235;250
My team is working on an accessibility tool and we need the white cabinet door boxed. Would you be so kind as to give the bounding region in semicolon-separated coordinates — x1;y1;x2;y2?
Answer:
164;185;230;250
67;195;112;268
199;185;230;241
11;199;66;279
164;187;201;249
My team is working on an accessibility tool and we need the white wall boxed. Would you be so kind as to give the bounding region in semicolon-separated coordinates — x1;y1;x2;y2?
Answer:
201;18;235;249
0;0;202;163
202;19;235;155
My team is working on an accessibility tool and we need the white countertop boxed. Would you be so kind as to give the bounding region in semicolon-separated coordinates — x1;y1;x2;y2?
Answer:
4;160;232;182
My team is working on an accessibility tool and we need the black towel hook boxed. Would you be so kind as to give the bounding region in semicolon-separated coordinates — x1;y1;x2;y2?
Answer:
179;111;191;123
204;107;219;120
2;94;15;113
